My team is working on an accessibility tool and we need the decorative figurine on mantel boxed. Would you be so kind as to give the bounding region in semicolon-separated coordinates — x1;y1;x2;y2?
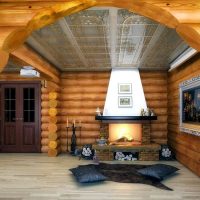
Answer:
95;107;102;116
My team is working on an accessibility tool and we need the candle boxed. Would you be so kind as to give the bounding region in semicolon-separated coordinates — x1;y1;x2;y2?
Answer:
73;119;76;127
79;120;81;127
67;117;68;127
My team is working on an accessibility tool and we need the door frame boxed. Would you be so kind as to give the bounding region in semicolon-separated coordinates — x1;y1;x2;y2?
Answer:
0;81;41;153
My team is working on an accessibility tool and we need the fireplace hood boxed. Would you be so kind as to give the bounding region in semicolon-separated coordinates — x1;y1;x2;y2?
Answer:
103;69;147;116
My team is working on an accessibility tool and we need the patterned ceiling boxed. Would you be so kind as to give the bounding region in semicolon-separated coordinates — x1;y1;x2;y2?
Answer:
4;7;188;72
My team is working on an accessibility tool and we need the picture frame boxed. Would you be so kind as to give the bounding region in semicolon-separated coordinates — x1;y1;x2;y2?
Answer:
118;83;132;94
118;96;132;107
179;75;200;137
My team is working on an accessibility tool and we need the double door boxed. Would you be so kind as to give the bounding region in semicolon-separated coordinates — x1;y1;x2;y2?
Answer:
0;82;41;152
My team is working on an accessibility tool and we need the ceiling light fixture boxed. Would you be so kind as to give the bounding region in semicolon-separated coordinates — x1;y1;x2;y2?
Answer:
169;47;197;71
20;66;40;78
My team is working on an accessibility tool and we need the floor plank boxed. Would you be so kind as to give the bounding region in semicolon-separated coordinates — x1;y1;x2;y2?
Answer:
0;153;199;200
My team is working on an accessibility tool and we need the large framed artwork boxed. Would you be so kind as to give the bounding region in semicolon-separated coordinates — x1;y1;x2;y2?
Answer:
179;75;200;136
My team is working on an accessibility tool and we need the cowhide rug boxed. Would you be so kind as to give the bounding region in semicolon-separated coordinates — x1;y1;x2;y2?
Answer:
93;163;173;191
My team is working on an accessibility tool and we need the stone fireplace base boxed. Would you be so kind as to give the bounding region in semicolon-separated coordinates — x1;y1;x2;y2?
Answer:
95;116;159;161
93;143;160;161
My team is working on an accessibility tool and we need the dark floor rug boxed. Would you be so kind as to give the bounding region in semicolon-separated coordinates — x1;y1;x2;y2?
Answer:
93;163;173;191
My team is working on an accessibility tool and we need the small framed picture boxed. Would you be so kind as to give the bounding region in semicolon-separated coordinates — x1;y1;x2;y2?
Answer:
118;83;132;94
118;96;132;107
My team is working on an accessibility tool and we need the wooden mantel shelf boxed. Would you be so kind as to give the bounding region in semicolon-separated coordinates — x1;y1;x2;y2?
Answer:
95;115;157;123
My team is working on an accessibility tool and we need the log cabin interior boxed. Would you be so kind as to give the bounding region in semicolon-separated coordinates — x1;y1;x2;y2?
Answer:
0;0;200;199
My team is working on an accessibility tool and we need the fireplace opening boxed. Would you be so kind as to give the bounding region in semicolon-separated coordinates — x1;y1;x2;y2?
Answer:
109;124;142;145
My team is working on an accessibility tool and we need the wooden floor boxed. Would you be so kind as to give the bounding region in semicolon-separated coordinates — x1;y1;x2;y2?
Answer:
0;154;199;200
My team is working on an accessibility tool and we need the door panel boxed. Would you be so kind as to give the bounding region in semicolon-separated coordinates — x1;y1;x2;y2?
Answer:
4;125;16;145
0;82;41;153
23;125;35;145
1;85;19;152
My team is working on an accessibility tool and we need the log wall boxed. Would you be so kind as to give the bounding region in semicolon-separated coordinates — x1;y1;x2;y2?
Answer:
168;54;200;176
60;72;110;152
140;71;168;144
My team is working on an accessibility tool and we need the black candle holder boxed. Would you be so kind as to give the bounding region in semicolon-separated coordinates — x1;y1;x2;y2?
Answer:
66;123;82;154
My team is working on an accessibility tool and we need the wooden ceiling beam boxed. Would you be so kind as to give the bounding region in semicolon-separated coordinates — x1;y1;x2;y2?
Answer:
11;44;60;83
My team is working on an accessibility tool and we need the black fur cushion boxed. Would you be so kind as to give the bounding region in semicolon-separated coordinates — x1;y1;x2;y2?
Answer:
137;164;179;181
69;165;107;183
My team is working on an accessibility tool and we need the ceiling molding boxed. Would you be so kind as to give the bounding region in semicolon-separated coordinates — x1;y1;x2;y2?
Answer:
58;18;89;68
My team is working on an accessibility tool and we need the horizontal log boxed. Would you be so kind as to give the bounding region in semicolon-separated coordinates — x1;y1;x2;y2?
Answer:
48;123;61;132
174;151;200;177
140;71;167;79
41;138;49;145
59;100;105;108
61;79;109;86
45;81;60;92
41;131;49;138
141;79;167;85
60;138;96;146
143;86;167;93
60;145;67;152
41;101;49;109
168;60;200;85
168;131;200;153
168;124;179;133
41;123;48;131
151;131;167;138
151;124;167;131
145;93;167;100
41;145;48;153
48;132;61;141
41;116;49;123
170;140;200;164
60;93;106;101
60;130;100;138
48;147;61;157
49;99;61;108
60;123;99;131
60;116;100;123
41;94;49;101
48;140;60;149
153;108;167;115
49;92;59;100
60;109;97;116
61;86;108;94
41;108;49;116
151;138;167;144
146;100;167;108
48;108;58;116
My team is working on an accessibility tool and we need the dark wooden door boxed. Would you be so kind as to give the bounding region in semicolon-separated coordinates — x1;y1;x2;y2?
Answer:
0;82;41;152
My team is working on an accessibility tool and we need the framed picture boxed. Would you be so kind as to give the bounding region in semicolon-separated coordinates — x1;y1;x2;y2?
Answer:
118;83;132;94
118;96;132;107
179;75;200;137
